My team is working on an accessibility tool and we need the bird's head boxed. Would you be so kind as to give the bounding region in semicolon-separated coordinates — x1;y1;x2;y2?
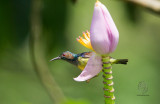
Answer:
50;51;76;61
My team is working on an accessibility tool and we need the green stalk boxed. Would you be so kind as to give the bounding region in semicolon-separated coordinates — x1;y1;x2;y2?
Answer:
102;56;115;104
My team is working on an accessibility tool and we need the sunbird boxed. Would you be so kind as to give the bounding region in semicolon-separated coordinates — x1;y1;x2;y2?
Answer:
50;51;128;71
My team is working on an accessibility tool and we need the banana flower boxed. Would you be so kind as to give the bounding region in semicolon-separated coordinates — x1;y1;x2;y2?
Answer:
74;1;119;81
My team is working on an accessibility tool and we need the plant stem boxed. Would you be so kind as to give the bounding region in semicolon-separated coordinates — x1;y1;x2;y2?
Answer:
102;56;115;104
30;0;66;104
124;0;160;14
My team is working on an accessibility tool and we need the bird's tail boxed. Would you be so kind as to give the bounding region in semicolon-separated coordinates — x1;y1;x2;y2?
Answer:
115;59;128;65
110;58;128;65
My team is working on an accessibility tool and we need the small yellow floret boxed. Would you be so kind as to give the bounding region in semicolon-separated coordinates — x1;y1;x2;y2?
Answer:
96;0;101;6
77;31;94;51
96;0;99;3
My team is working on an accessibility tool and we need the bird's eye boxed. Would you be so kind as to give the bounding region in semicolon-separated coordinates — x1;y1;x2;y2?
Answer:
62;54;65;56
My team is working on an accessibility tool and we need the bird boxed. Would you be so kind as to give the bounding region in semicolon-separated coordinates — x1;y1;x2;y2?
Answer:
50;51;128;71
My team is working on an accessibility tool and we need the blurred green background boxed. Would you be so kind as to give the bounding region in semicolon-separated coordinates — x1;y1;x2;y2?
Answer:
0;0;160;104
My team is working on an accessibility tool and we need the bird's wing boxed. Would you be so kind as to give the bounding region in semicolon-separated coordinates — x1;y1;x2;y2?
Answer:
80;52;93;58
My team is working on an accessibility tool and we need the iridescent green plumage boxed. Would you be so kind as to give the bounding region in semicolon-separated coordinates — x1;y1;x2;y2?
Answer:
50;51;128;71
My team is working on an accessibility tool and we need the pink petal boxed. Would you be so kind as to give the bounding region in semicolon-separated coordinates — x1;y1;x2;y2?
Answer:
100;3;119;53
90;1;119;55
74;52;102;82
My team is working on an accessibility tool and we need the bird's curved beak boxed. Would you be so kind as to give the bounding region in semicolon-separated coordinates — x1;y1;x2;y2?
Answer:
50;56;61;61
